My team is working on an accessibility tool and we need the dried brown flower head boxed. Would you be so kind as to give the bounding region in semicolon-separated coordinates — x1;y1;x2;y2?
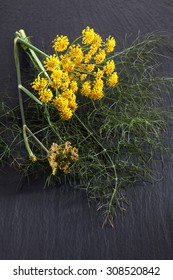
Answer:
48;141;78;175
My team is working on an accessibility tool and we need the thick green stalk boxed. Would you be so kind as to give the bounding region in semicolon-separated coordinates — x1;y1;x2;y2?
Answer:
15;30;50;79
18;85;43;105
14;30;49;160
15;37;49;58
14;37;37;160
23;125;37;162
14;38;26;126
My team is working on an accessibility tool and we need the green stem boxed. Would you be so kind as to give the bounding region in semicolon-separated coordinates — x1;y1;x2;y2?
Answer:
16;37;49;58
106;37;160;61
70;35;83;46
15;30;50;79
14;38;26;126
25;126;49;153
23;125;37;161
44;105;62;142
74;113;118;216
14;30;49;160
18;85;43;105
14;37;36;161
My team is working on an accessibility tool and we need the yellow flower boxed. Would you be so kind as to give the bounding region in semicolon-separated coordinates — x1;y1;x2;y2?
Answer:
87;33;102;57
60;54;75;72
69;99;78;111
44;54;60;71
62;71;70;82
80;74;87;81
53;35;69;52
107;72;118;87
51;80;61;89
70;80;78;93
106;36;116;52
90;78;104;100
104;60;115;75
81;81;91;97
51;69;63;80
85;63;95;73
77;64;85;73
94;69;104;79
94;49;106;64
31;76;48;91
38;89;53;103
89;46;98;56
61;71;70;90
84;53;92;63
60;107;73;121
61;89;73;99
69;44;83;64
69;73;79;82
91;89;104;101
61;89;78;111
53;96;69;110
53;95;73;121
50;69;63;89
92;33;102;50
61;82;69;91
82;26;95;45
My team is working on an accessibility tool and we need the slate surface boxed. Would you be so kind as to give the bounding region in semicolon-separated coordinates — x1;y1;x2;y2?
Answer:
0;0;173;259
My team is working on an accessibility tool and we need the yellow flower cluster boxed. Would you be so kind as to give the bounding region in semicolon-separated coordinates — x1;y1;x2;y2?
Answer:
53;89;77;120
31;26;118;120
31;76;48;91
31;77;53;102
48;141;78;175
53;35;69;52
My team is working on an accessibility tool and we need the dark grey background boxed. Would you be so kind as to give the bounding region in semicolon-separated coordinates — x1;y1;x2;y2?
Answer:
0;0;173;259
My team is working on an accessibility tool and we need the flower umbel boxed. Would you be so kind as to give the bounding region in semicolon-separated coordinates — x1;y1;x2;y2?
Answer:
105;36;116;52
44;54;60;71
48;142;78;175
82;26;95;45
31;26;118;120
31;77;48;91
107;72;118;87
38;89;53;103
53;35;69;52
104;60;115;75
